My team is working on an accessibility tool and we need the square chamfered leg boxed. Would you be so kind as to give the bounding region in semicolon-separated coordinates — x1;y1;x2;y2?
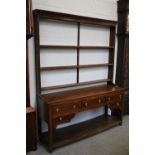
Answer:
48;107;53;152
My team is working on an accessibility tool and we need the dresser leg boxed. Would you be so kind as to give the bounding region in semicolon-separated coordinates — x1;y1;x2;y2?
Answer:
119;101;124;125
105;105;108;116
48;123;53;152
48;107;53;153
48;144;53;153
119;112;123;126
119;122;123;126
38;116;42;141
111;109;123;126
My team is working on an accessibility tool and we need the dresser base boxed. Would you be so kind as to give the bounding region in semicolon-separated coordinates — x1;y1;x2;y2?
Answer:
38;85;124;152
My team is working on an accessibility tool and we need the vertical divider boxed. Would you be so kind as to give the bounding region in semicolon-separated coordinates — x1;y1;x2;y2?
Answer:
108;26;116;85
77;22;80;83
33;12;43;148
34;12;41;95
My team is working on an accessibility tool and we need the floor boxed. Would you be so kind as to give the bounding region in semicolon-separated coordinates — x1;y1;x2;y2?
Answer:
27;115;129;155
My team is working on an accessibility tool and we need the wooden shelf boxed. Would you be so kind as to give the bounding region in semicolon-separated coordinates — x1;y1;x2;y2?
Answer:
79;46;114;49
40;45;114;49
40;64;113;71
40;65;77;71
41;79;112;91
40;45;77;48
79;63;113;68
41;115;121;148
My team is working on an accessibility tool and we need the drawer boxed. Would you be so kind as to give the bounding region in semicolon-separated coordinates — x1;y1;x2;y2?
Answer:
82;96;106;111
52;101;81;118
107;100;123;111
106;93;123;103
53;114;74;126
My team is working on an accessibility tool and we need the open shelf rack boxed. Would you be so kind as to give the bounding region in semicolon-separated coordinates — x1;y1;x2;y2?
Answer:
34;9;116;93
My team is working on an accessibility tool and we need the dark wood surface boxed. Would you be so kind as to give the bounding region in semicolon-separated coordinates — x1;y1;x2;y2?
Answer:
77;23;80;83
79;63;113;68
34;11;41;95
38;85;124;152
40;65;77;71
34;9;117;92
39;45;114;49
26;0;37;152
116;0;129;114
26;107;37;152
108;27;116;85
41;85;124;104
40;64;113;71
34;10;124;153
26;0;33;39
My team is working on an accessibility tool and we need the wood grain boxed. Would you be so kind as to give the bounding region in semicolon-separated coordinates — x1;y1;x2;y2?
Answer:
40;64;113;71
39;45;114;49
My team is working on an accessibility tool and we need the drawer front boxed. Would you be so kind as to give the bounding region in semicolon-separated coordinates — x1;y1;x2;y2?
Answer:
106;93;123;103
108;100;122;108
106;93;124;110
52;101;81;118
53;114;74;126
82;96;106;111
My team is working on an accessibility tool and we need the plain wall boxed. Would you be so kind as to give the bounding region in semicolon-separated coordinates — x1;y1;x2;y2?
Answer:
28;0;118;130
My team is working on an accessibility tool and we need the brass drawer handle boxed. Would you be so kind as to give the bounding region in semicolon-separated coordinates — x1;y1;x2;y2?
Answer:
85;102;88;106
73;105;76;109
56;108;59;112
108;97;111;101
98;99;101;103
59;117;63;121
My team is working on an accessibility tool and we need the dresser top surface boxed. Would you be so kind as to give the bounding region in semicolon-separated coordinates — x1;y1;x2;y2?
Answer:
40;85;124;104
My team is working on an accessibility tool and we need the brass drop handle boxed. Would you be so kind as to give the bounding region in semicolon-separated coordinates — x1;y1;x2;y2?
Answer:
73;105;76;109
117;102;119;106
59;117;63;121
56;108;59;112
108;97;111;101
85;102;88;106
98;99;101;103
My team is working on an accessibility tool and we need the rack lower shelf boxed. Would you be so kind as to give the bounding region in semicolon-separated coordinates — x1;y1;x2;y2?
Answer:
41;115;122;149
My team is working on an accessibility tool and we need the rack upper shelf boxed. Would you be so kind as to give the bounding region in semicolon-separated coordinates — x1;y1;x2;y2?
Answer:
40;63;113;71
39;45;114;49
